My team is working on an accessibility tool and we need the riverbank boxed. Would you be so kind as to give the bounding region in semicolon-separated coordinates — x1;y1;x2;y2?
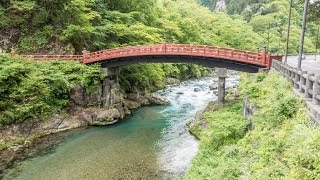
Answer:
1;76;229;179
186;72;320;179
0;55;217;177
0;90;170;173
0;54;172;175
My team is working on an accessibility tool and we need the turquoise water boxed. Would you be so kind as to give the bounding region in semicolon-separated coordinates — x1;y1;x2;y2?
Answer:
3;76;238;179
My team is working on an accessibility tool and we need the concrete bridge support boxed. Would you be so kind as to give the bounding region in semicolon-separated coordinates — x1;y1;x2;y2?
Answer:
217;68;227;105
101;67;121;108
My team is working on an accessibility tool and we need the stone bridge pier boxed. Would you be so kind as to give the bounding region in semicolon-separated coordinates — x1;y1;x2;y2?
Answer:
217;68;227;105
101;67;121;108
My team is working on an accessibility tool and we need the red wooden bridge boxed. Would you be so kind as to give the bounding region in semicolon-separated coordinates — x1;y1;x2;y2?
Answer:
18;43;273;73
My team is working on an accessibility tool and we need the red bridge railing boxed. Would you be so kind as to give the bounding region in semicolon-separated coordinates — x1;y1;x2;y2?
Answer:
19;54;83;62
17;44;272;68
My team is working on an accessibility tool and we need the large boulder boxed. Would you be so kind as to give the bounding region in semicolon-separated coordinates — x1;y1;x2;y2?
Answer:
128;93;150;105
92;109;121;125
145;93;170;105
86;84;103;107
123;100;141;110
194;88;201;92
69;85;103;107
209;85;217;90
114;103;125;119
110;82;124;105
164;78;180;85
69;85;87;107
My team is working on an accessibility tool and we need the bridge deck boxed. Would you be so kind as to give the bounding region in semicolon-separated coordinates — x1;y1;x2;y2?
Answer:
18;44;271;69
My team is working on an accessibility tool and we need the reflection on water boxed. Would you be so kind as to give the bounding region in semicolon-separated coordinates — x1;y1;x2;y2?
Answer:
3;76;239;180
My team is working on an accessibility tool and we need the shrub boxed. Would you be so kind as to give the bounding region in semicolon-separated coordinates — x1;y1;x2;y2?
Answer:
0;54;103;126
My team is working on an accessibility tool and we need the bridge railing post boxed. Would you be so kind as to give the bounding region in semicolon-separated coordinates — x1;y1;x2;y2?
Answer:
267;55;272;68
313;75;320;105
82;48;88;63
299;71;307;93
294;69;300;89
10;49;16;57
262;47;267;65
291;68;297;85
305;73;314;98
162;39;167;53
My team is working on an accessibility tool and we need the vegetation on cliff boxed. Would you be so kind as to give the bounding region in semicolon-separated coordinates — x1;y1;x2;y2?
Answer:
0;54;103;126
0;0;319;124
186;72;320;179
201;0;319;54
0;0;318;92
0;0;264;92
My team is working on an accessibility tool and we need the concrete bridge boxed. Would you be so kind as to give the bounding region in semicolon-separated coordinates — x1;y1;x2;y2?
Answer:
18;43;273;73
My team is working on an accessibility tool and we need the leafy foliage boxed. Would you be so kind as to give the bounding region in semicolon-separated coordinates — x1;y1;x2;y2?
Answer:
201;0;318;54
186;72;320;179
0;54;103;126
119;64;209;92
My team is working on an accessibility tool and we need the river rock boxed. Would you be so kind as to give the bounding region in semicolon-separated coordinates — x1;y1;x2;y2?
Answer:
194;88;201;92
123;100;141;109
80;110;94;123
124;106;131;115
145;93;170;105
177;92;184;95
93;109;121;125
69;85;103;107
41;117;64;131
69;85;87;107
127;93;150;105
165;78;180;86
86;84;103;107
209;85;217;90
114;103;126;119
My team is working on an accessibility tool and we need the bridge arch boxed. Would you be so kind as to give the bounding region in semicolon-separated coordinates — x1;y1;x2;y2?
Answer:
97;55;263;73
20;44;272;73
84;44;270;73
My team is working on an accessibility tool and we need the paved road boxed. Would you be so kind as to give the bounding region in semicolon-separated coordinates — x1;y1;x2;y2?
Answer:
285;55;320;74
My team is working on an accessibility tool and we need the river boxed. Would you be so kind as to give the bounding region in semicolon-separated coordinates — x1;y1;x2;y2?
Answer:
2;76;239;180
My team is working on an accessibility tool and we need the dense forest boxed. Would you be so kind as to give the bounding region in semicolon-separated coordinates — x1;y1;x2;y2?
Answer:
0;0;318;54
0;0;319;125
1;0;320;178
0;0;319;90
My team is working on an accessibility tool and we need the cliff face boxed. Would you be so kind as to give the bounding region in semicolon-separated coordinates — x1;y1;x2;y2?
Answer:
215;0;227;12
